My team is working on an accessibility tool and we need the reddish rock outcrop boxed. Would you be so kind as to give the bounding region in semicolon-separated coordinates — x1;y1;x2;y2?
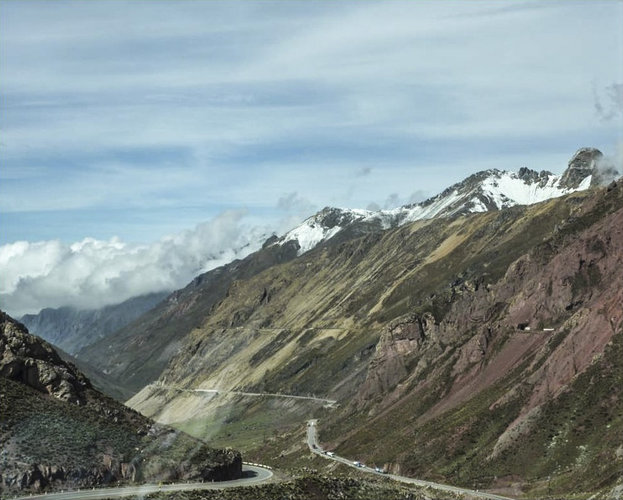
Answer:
354;187;623;463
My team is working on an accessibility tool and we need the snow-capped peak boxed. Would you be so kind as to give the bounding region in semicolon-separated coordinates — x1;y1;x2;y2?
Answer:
276;149;607;256
279;207;373;255
470;168;591;212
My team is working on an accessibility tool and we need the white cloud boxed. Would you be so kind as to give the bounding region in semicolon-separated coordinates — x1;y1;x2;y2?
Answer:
0;211;269;317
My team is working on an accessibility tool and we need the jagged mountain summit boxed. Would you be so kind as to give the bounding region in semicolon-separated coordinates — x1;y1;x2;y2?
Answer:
276;147;608;255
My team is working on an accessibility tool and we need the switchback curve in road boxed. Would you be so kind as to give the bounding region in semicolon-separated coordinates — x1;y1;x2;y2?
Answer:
10;464;272;500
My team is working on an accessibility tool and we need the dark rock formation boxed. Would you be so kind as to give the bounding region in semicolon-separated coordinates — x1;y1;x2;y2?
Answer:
517;167;554;187
0;311;90;404
560;147;603;188
0;311;242;495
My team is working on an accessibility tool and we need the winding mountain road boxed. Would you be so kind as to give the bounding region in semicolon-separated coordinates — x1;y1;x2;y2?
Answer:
10;465;272;500
307;420;516;500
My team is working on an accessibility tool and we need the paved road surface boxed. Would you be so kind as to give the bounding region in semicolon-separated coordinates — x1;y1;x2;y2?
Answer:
191;387;337;406
152;382;337;406
307;420;516;500
10;465;272;500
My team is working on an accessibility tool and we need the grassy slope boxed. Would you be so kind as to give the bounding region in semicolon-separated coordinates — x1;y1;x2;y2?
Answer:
174;395;326;452
329;332;623;496
1;377;142;472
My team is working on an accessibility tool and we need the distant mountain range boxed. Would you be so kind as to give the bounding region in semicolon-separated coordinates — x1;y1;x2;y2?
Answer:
67;148;605;391
122;147;620;498
20;292;168;355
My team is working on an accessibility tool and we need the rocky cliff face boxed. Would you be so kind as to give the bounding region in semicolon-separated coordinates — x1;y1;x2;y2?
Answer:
358;191;623;416
560;147;603;188
0;312;91;404
0;312;242;495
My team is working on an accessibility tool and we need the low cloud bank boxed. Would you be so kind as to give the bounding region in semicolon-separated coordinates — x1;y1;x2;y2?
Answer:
0;211;268;317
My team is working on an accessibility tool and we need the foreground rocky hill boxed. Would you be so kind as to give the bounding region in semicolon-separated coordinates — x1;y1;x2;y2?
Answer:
129;174;623;498
0;311;241;495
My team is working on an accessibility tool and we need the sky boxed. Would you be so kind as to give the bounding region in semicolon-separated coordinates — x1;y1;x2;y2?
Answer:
1;0;622;316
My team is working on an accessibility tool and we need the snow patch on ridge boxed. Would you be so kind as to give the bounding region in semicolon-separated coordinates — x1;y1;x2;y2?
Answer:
401;189;462;223
280;208;374;255
482;172;559;207
470;197;489;213
577;175;592;190
284;222;343;255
